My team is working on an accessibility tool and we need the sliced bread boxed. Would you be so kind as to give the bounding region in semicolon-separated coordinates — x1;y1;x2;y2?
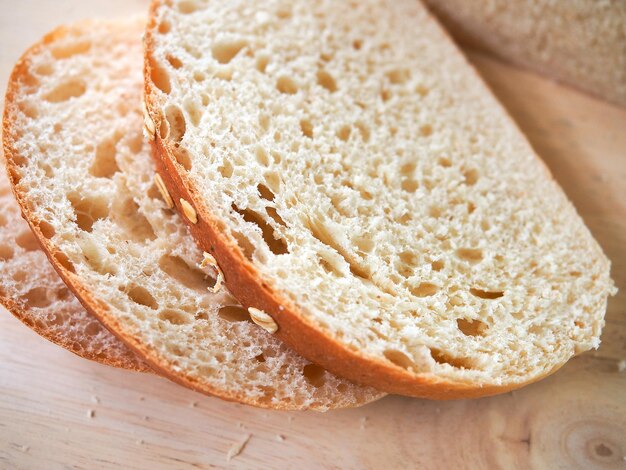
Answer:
423;0;626;107
144;0;615;398
0;158;148;371
2;18;383;410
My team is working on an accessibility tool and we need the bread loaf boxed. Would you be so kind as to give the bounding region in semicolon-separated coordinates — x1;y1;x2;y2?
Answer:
3;18;382;410
424;0;626;107
145;0;615;398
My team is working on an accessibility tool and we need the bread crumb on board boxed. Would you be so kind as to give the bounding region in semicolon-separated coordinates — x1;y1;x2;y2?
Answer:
227;434;251;461
616;359;626;372
276;434;285;442
87;409;95;418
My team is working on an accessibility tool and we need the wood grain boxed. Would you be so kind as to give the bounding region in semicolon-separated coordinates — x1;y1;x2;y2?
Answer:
1;1;624;469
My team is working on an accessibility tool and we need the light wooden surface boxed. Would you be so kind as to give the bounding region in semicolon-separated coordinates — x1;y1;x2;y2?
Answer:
1;2;625;469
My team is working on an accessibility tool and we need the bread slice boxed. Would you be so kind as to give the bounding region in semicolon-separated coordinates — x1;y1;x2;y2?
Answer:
0;157;148;372
144;0;615;398
423;0;626;107
2;18;383;410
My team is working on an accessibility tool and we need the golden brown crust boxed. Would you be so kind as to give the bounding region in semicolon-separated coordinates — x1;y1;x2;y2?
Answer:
2;19;382;410
0;293;149;372
143;0;561;399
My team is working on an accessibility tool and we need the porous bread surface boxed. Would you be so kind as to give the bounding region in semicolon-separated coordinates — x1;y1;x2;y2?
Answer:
0;160;147;371
145;0;615;396
2;18;382;410
423;0;626;107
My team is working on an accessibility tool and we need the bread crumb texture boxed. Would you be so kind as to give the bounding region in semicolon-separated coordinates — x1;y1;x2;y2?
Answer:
0;157;147;371
3;18;382;410
146;0;615;390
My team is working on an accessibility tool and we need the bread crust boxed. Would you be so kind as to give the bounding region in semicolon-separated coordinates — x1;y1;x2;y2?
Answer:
143;0;568;399
3;19;383;410
0;293;149;372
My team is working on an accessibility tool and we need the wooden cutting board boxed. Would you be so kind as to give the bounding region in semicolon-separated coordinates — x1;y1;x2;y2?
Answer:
1;1;624;469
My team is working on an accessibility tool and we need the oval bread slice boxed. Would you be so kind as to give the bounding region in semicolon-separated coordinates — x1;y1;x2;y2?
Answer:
144;0;615;398
2;18;383;410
